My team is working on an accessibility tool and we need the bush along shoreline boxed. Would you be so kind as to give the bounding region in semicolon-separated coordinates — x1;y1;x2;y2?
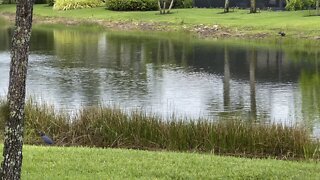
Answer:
0;100;319;160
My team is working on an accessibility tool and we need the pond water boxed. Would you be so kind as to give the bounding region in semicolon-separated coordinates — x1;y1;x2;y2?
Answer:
0;22;320;134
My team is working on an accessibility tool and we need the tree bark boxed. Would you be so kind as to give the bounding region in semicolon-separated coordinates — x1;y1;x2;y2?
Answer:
316;0;319;16
158;0;163;14
158;0;174;14
250;0;256;13
167;0;174;14
0;0;34;179
224;0;230;13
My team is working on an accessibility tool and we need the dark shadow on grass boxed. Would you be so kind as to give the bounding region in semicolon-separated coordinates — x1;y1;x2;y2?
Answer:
303;14;320;17
217;11;237;14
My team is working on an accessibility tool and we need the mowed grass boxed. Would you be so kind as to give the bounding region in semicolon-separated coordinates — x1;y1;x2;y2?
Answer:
0;145;316;179
0;5;320;35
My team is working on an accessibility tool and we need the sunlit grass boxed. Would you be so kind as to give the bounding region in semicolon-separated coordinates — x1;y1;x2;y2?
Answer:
0;145;316;179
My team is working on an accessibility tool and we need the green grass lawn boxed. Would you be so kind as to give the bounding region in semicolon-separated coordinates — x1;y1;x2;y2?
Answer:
0;4;320;37
5;145;318;179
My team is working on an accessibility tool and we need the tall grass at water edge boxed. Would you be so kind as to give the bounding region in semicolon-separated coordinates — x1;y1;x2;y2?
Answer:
0;99;319;159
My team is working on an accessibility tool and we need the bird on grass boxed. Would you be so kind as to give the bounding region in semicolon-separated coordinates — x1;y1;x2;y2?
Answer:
39;131;54;145
278;31;286;37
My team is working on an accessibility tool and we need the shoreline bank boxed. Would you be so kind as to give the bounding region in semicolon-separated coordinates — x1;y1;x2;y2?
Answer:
0;5;320;41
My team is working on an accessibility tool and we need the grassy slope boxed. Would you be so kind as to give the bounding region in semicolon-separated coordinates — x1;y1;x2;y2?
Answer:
0;5;319;35
2;145;315;179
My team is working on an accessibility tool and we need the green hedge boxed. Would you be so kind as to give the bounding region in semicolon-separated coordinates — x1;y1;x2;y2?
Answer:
174;0;193;8
106;0;158;11
54;0;103;10
34;0;47;4
286;0;315;10
1;0;15;4
48;0;54;6
1;0;49;4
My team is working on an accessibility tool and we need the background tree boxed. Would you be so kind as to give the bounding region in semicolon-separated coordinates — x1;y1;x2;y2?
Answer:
158;0;175;14
250;0;256;13
316;0;319;15
224;0;230;13
0;0;34;179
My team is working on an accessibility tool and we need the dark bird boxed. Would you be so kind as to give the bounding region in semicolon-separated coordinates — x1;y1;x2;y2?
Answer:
39;131;54;145
278;31;286;37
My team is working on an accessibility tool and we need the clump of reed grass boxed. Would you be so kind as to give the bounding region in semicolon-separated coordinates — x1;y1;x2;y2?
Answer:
0;99;319;159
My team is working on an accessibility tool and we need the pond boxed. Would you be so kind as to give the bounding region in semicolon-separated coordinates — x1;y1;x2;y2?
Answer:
0;21;320;135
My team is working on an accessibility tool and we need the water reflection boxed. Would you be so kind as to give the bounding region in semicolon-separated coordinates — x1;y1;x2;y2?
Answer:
0;24;320;131
249;48;257;121
223;46;230;110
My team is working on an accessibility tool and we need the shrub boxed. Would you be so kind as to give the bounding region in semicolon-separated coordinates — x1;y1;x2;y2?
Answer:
174;0;193;8
2;0;50;4
1;0;15;4
48;0;55;6
286;0;314;10
54;0;103;10
34;0;47;4
106;0;158;11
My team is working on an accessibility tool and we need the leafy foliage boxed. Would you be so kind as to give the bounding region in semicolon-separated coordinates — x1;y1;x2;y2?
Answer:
34;0;48;4
174;0;193;8
48;0;55;6
53;0;103;10
1;0;15;4
286;0;314;10
1;0;50;4
106;0;158;11
286;0;304;10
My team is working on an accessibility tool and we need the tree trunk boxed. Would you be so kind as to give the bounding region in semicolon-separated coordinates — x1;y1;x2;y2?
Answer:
316;0;319;16
158;0;174;14
158;0;163;14
224;0;230;13
167;0;174;14
250;0;256;13
0;0;34;179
